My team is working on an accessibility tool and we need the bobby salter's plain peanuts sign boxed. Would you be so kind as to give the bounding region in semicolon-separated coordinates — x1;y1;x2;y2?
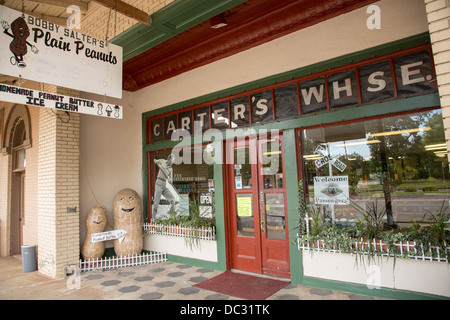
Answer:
0;5;123;99
0;83;123;119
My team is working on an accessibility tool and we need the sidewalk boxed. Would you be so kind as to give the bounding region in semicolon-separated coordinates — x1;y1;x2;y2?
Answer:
0;256;378;300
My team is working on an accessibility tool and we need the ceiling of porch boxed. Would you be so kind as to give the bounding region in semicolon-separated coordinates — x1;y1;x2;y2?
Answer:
119;0;379;92
0;0;379;92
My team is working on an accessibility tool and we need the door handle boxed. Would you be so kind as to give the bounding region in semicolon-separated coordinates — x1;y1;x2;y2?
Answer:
260;191;264;203
260;220;266;233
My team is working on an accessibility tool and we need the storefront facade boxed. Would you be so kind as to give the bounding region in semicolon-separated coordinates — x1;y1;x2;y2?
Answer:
0;0;448;299
141;32;448;293
133;0;450;298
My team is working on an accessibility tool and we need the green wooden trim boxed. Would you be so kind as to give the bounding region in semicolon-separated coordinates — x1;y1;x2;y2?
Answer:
300;276;449;300
112;0;248;61
212;142;227;271
167;254;226;271
142;113;149;222
142;92;440;152
283;129;303;284
142;32;431;119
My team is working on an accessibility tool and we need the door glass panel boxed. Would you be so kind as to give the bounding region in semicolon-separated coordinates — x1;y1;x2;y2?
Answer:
265;193;286;240
262;139;283;189
14;149;26;170
236;193;254;237
234;146;252;189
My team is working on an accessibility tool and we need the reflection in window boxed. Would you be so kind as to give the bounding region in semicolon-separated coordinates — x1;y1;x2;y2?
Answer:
234;146;252;189
300;109;449;227
262;139;283;189
150;144;215;227
12;119;26;171
265;193;285;240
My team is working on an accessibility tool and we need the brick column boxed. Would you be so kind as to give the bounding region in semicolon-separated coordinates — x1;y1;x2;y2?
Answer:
425;0;450;160
38;86;80;278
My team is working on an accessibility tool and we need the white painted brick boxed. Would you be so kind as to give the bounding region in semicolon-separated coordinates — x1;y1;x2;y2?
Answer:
426;0;448;13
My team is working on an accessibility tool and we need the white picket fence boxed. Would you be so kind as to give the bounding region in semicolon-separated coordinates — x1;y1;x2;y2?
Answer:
298;236;449;263
143;222;216;241
79;251;167;272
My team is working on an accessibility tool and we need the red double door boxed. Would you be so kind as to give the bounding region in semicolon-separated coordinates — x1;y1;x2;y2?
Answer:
225;135;290;278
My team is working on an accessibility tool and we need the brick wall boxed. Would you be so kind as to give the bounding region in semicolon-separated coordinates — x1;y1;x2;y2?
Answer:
37;85;80;278
33;0;176;277
22;106;39;248
425;0;450;160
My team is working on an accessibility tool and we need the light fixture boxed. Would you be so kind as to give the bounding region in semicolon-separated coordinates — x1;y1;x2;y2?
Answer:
335;139;381;147
263;151;282;156
303;154;322;160
434;151;448;157
425;143;447;151
369;127;431;137
210;13;228;29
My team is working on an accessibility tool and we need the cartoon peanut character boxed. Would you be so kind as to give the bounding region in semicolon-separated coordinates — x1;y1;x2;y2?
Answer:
113;188;143;257
81;205;108;260
2;17;38;68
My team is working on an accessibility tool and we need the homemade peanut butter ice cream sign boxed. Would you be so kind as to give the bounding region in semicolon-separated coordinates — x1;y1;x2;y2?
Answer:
0;4;122;99
113;189;143;257
0;83;123;119
81;205;108;260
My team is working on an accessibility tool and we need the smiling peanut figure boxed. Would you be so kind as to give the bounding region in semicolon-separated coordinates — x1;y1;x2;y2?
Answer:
81;205;107;260
113;188;143;256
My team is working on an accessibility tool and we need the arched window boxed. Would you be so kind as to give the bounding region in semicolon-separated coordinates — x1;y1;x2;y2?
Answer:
12;118;26;171
2;104;31;155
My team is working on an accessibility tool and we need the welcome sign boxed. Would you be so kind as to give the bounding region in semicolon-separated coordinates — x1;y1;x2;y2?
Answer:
0;5;123;99
314;176;349;205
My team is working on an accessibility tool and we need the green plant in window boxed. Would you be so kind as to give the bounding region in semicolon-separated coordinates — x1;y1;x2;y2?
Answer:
350;201;387;240
178;197;215;249
295;179;329;237
422;201;450;247
308;204;327;237
296;179;307;236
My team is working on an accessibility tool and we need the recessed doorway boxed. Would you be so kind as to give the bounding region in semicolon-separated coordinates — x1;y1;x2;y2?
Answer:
225;134;290;278
9;117;27;255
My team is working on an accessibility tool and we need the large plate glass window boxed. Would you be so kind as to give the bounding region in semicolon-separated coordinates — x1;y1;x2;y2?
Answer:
299;109;449;227
149;144;215;226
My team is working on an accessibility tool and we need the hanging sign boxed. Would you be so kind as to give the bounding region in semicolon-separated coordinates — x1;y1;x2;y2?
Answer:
199;192;213;218
92;229;127;243
314;176;349;205
314;144;347;172
0;5;123;99
0;83;123;119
